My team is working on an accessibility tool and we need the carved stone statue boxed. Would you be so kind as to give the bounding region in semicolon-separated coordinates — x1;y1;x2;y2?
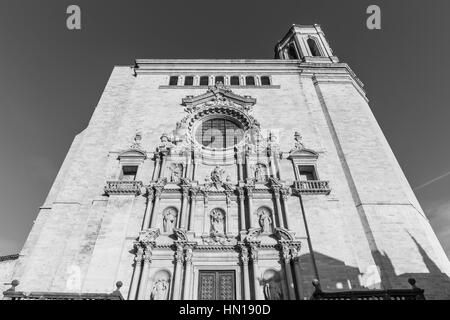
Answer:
253;163;267;182
258;208;272;233
263;282;283;300
163;208;177;233
210;165;225;184
150;279;169;300
169;163;183;183
292;131;304;151
158;133;173;151
210;209;225;235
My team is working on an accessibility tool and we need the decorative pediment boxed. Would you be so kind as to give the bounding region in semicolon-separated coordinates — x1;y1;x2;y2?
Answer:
246;227;262;241
173;228;188;242
118;148;147;160
289;148;319;159
274;227;295;241
138;228;161;246
288;131;319;159
181;83;256;109
118;132;147;160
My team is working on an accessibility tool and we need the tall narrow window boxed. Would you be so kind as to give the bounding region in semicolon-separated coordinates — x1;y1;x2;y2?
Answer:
245;76;255;86
307;38;321;57
120;166;138;181
286;43;298;59
215;76;224;84
184;76;194;86
298;165;317;181
169;76;178;86
261;76;270;86
230;76;240;86
200;76;209;86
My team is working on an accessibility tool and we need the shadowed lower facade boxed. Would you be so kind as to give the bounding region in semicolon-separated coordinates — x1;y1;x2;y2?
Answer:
3;24;450;300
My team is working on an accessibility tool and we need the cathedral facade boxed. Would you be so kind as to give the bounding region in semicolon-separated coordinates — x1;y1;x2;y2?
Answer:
5;25;450;300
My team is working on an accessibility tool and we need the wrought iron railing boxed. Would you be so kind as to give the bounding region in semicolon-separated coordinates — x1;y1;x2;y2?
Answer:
310;279;425;300
104;180;143;195
3;280;124;300
294;180;331;195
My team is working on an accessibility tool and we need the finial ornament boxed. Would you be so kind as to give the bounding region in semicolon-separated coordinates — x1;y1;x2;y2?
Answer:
293;131;304;151
129;131;143;150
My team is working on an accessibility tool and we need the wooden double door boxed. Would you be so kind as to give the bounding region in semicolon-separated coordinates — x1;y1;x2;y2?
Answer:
198;270;236;300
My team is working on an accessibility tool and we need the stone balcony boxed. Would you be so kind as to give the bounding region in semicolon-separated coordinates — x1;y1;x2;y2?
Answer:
3;281;124;300
310;279;425;300
104;180;143;196
293;180;331;195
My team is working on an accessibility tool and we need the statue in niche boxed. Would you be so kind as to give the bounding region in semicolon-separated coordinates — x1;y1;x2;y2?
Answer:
163;208;177;233
210;209;225;236
150;279;169;300
258;208;273;233
253;163;267;182
263;281;283;300
169;163;183;183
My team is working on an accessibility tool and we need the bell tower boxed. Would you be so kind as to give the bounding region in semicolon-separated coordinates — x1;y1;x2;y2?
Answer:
275;24;339;63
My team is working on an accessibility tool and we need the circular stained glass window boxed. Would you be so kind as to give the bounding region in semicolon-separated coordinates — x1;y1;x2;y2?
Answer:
195;118;244;149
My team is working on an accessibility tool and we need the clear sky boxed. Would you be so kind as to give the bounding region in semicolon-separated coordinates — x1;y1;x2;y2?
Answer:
0;0;449;259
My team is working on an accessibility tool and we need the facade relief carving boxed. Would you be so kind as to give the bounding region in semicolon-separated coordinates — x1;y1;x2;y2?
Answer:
257;207;273;234
210;208;226;236
169;163;183;183
162;207;178;233
262;269;284;300
150;279;169;300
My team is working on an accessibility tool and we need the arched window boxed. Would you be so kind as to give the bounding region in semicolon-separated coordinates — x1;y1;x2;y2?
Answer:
195;118;244;149
245;76;255;86
286;43;298;59
307;38;321;57
200;76;209;86
261;76;270;86
215;76;224;84
230;76;240;86
184;76;194;86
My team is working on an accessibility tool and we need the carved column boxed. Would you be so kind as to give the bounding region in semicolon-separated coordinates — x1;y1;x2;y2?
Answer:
225;192;231;234
280;187;291;230
184;161;189;179
149;186;163;228
182;247;193;299
272;186;286;228
137;246;153;300
203;195;209;235
237;187;246;231
291;245;302;300
172;243;184;300
250;243;263;300
159;152;169;178
153;156;161;180
128;244;144;300
239;244;251;300
142;188;155;229
269;152;277;178
179;186;189;229
246;186;255;228
188;188;198;231
281;243;296;300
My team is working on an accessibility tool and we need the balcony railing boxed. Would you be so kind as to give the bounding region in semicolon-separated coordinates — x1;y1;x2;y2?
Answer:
310;279;425;300
3;280;124;300
294;180;331;195
104;180;143;195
